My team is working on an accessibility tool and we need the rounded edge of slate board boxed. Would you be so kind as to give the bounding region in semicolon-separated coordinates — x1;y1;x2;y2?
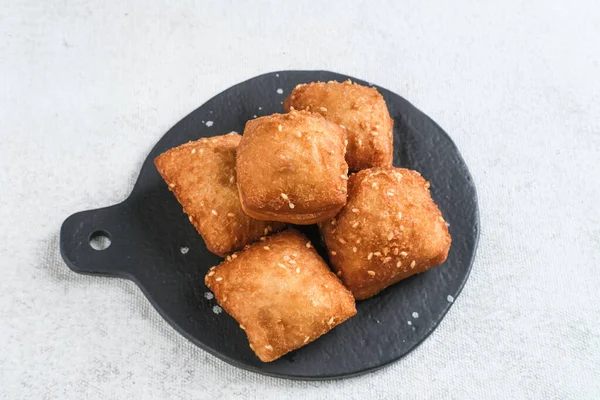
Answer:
60;70;480;380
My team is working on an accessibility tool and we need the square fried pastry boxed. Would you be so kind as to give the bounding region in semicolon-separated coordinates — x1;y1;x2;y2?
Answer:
236;110;348;225
154;133;285;257
319;167;451;300
204;229;357;362
284;80;393;171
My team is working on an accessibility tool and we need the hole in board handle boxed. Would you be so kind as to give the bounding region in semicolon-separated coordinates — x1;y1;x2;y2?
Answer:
89;230;112;251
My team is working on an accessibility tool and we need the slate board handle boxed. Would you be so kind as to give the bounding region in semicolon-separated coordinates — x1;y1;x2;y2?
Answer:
60;202;136;278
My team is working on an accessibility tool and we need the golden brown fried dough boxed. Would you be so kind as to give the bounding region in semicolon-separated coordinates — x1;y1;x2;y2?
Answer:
236;110;348;225
154;133;285;257
205;229;357;362
284;80;393;171
319;167;451;300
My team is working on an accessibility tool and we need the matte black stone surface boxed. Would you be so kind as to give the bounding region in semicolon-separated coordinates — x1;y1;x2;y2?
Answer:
60;70;479;380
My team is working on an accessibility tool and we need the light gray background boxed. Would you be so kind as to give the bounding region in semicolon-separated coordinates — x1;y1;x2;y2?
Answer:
1;1;599;399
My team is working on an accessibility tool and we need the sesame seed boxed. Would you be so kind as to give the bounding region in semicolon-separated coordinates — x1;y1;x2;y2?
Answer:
411;261;416;269
211;209;217;215
341;174;348;180
227;212;235;217
397;212;403;219
397;261;402;268
289;260;296;264
215;277;223;281
425;182;431;188
278;263;286;269
371;182;378;188
191;148;196;154
356;238;362;244
231;254;237;259
383;256;392;263
367;252;373;260
383;247;389;255
331;251;337;256
339;238;346;244
240;325;246;330
222;296;227;302
304;336;310;343
400;251;408;257
331;219;337;225
387;191;394;196
319;107;328;112
249;344;254;350
344;139;348;147
352;222;359;228
263;246;270;250
387;232;394;240
188;215;194;223
306;242;311;248
260;236;266;241
280;193;289;200
296;267;300;273
352;247;357;253
265;345;273;350
226;255;231;261
393;248;399;255
278;124;283;131
374;252;381;256
371;130;379;136
358;139;363;146
208;271;215;277
328;317;335;324
368;270;376;276
292;253;297;257
297;131;302;138
352;208;360;213
289;203;295;209
169;183;176;188
337;271;342;276
229;176;235;183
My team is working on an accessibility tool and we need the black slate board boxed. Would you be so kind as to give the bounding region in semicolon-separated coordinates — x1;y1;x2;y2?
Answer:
60;70;479;380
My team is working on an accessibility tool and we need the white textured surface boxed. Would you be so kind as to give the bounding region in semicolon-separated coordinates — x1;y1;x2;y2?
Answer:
1;1;599;399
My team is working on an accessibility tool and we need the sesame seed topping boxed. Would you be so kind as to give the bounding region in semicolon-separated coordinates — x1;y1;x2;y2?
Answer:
331;219;337;225
227;212;235;217
393;248;399;255
278;263;286;269
352;208;360;213
339;238;346;244
264;228;269;235
188;215;194;222
383;256;392;263
358;139;363;146
344;139;348;147
387;232;394;240
231;254;237;259
296;267;300;273
319;107;328;112
191;148;196;154
328;317;335;324
341;174;348;180
211;209;217;215
169;183;176;188
260;236;266;241
208;271;215;277
400;251;408;257
249;344;254;350
230;176;235;183
289;203;295;209
292;253;297;257
337;271;342;276
306;242;311;248
240;324;246;330
304;336;310;343
331;251;337;256
352;222;359;228
371;182;378;188
374;252;381;256
278;124;283;131
383;247;389;255
352;247;357;253
265;345;273;350
226;255;231;261
387;191;394;196
297;131;302;138
289;259;296;264
356;238;362;244
215;277;223;281
411;261;416;269
222;296;227;302
397;212;403;219
368;270;376;276
367;252;373;260
425;182;430;188
280;193;288;200
263;246;270;250
397;261;402;268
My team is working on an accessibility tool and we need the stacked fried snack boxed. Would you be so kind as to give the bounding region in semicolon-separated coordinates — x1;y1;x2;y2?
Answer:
155;80;451;362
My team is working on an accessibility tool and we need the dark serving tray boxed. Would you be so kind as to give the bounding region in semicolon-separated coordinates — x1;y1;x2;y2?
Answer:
60;70;479;380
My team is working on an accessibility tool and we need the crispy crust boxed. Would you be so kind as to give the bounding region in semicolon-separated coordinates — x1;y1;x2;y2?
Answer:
154;133;285;257
236;110;348;225
284;80;393;171
204;229;357;362
319;167;451;300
